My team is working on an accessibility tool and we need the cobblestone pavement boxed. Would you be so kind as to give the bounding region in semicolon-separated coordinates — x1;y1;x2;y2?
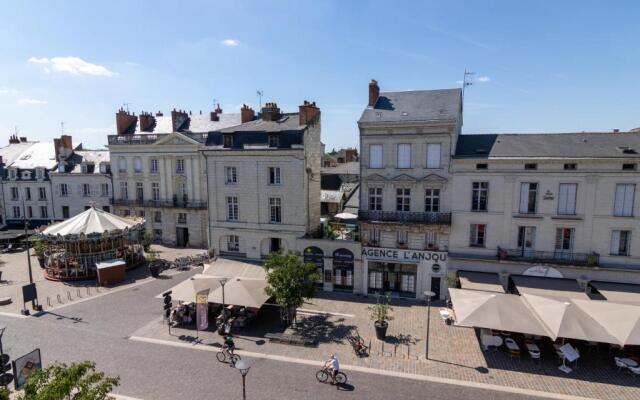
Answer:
0;245;205;314
133;291;640;400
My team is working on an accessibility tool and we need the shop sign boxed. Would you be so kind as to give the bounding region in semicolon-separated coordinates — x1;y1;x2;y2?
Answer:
362;247;447;263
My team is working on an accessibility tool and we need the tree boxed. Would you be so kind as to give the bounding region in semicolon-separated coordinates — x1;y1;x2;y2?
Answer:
16;361;119;400
141;230;154;253
264;251;320;324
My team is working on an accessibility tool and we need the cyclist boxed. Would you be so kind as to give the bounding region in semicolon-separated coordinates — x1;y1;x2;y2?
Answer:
324;354;340;384
223;334;236;355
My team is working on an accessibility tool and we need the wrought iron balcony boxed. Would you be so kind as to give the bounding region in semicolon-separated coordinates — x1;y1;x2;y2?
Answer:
112;198;207;210
497;247;599;267
358;210;451;225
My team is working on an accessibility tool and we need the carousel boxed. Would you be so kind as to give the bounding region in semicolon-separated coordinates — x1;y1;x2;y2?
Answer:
37;207;146;281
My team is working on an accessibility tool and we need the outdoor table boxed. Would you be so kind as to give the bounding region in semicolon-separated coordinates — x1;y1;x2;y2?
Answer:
526;343;540;353
620;358;639;368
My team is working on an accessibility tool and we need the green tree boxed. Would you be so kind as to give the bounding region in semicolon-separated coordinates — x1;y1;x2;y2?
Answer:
0;386;10;400
141;230;154;253
16;361;119;400
264;251;320;324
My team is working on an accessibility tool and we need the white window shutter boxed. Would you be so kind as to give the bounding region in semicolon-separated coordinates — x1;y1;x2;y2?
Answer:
614;184;625;215
519;183;529;213
610;231;621;255
558;184;568;214
623;185;635;216
567;184;577;214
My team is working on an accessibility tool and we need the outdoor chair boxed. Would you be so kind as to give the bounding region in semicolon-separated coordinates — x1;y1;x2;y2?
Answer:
615;357;628;373
630;366;640;377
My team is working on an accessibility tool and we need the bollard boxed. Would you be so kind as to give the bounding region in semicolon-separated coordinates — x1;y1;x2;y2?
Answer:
57;294;63;304
47;296;52;307
87;286;91;295
77;288;81;298
67;291;72;301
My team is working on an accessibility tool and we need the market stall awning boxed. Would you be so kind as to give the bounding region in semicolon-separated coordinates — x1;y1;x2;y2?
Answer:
168;275;226;303
590;281;640;305
39;207;144;238
203;258;266;280
458;271;505;293
449;289;551;337
511;275;589;300
571;298;640;346
208;278;269;309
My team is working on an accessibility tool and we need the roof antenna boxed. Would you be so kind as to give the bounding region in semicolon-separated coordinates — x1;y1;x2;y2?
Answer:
462;69;475;105
256;90;263;110
122;102;131;112
60;121;65;135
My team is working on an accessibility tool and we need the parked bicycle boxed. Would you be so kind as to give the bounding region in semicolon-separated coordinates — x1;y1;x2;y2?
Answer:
347;330;369;358
216;347;241;364
316;366;347;385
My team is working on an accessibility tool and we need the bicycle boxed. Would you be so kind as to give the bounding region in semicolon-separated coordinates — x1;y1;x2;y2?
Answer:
216;347;241;364
316;367;347;385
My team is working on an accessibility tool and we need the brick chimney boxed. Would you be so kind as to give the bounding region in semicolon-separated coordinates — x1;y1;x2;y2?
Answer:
139;111;156;132
368;79;380;107
171;109;189;132
345;148;358;162
8;134;20;144
241;104;255;123
261;102;281;122
53;135;73;160
116;108;138;135
299;100;321;126
156;110;163;117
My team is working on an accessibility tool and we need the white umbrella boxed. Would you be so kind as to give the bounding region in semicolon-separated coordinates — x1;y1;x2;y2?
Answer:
208;278;270;309
334;212;357;220
169;274;225;303
571;299;640;346
40;206;143;237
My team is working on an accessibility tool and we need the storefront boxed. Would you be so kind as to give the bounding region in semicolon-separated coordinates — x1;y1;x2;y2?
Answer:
362;246;448;300
333;248;354;292
303;246;324;288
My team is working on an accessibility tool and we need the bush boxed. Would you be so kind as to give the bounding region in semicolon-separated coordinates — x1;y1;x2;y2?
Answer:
142;230;153;252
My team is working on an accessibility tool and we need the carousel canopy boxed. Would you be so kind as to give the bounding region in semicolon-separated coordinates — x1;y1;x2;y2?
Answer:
39;207;144;238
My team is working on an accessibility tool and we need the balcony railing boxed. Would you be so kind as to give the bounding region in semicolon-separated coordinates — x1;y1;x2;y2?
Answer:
497;247;600;267
359;210;451;225
113;198;207;209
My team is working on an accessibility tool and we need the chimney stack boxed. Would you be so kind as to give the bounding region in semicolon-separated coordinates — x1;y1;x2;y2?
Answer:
261;102;281;122
368;79;380;107
240;104;255;123
171;109;189;132
299;100;321;126
9;134;20;144
54;135;74;160
139;111;156;132
156;110;164;117
116;108;138;135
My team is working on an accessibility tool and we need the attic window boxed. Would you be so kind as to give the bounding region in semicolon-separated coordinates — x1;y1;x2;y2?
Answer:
268;134;279;148
375;112;382;118
476;163;488;170
223;134;233;148
564;163;577;170
618;146;638;154
474;149;487;154
524;163;538;170
622;163;637;171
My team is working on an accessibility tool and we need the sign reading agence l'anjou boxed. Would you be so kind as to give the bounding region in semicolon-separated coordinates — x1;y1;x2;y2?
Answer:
362;247;447;263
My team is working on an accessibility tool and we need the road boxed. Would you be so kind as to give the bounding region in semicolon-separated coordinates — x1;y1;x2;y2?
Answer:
1;270;550;400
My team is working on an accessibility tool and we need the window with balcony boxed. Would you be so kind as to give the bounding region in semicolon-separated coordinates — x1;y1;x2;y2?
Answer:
120;181;128;200
60;183;69;197
176;159;185;174
225;167;237;184
227;235;240;252
425;188;440;212
177;213;187;224
397;144;411;168
151;182;160;201
10;187;18;200
12;206;20;218
426;143;441;169
555;228;574;252
369;144;383;168
368;187;382;211
557;183;577;215
517;226;536;253
269;197;282;223
614;184;635;217
38;187;47;200
610;230;631;256
40;206;48;218
397;230;408;247
368;228;380;246
471;182;488;211
136;182;144;201
150;159;159;174
133;157;142;173
396;188;411;212
101;183;109;197
226;196;239;221
519;182;538;214
425;231;438;249
269;167;281;185
469;224;486;247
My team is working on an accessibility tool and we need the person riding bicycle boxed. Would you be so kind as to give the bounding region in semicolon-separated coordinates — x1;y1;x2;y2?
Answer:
324;354;340;384
223;334;236;354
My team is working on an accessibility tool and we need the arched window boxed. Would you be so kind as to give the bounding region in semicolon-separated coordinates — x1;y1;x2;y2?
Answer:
333;249;354;292
304;247;324;287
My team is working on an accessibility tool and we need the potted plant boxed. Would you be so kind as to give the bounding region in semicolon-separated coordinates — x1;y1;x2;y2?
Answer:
586;252;599;266
32;239;47;268
147;249;161;277
368;293;393;340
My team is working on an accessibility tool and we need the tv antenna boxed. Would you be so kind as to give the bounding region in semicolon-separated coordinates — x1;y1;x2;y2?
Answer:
122;102;131;112
60;121;65;135
256;90;263;110
462;69;475;104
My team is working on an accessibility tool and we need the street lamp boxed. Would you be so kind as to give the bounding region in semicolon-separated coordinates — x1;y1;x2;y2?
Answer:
219;278;228;334
22;199;41;314
234;359;252;400
424;290;435;360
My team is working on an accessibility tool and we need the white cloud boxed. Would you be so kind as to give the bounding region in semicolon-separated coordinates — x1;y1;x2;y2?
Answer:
0;88;19;95
28;56;115;77
455;80;464;85
477;75;491;82
17;98;47;106
220;39;240;47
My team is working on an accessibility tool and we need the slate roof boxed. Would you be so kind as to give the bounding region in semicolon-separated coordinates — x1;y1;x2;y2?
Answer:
63;150;110;174
455;132;640;159
134;113;242;134
217;113;304;133
10;142;57;169
359;89;462;124
0;141;38;166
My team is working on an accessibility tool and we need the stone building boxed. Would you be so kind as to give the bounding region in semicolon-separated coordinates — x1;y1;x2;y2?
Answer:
108;106;241;247
357;80;462;300
448;131;640;287
203;101;322;260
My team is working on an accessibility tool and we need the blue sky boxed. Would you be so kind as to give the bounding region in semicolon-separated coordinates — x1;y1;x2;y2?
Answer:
1;1;639;150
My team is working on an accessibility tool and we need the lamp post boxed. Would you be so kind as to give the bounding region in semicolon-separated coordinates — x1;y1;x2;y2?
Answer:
234;359;252;400
424;290;435;360
22;199;40;313
220;278;228;333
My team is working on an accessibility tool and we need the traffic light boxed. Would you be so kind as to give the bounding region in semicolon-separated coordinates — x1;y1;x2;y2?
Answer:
162;290;172;319
0;353;12;387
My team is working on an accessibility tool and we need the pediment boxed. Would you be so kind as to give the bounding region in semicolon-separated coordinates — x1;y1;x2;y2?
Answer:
153;132;200;146
366;173;388;182
422;173;448;183
391;173;417;182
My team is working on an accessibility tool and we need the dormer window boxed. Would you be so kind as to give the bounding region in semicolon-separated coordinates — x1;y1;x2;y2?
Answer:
9;169;16;180
99;162;109;174
622;163;637;171
223;134;233;148
81;163;88;174
22;171;31;179
36;168;44;180
268;134;279;148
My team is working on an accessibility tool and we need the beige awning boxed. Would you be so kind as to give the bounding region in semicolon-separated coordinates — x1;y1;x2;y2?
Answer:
571;298;640;346
511;275;589;300
208;278;270;309
449;289;551;337
203;258;266;280
168;274;225;303
458;271;505;293
590;281;640;305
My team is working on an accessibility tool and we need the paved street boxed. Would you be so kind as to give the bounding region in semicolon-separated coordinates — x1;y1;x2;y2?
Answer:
0;269;550;400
